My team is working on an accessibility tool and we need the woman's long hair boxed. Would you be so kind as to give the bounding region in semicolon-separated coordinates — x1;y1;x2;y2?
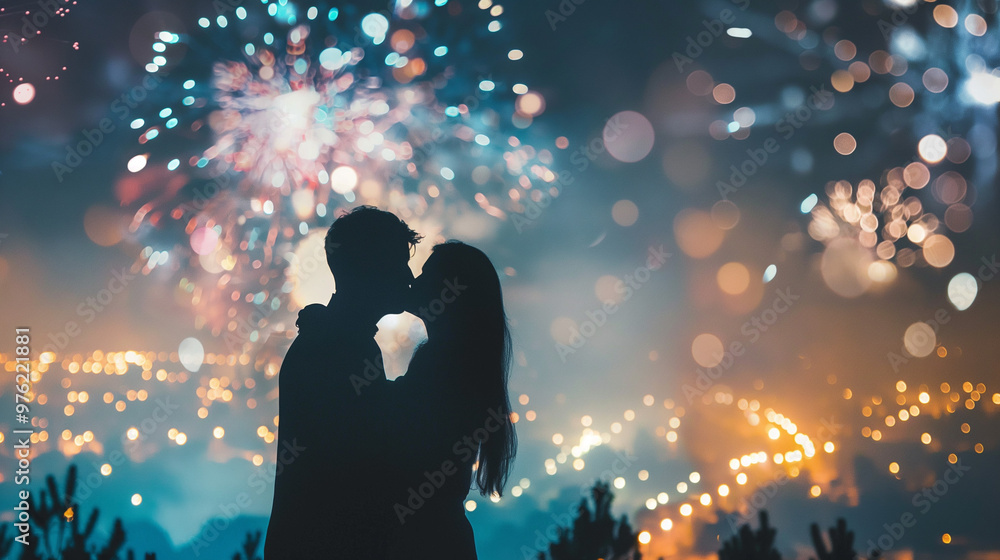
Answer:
427;241;516;497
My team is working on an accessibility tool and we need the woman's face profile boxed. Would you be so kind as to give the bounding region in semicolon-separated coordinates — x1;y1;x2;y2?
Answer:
407;253;445;315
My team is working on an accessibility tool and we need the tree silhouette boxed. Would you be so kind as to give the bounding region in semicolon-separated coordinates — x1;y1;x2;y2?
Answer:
16;465;128;560
537;481;641;560
810;518;855;560
719;512;882;560
232;530;263;560
719;511;781;560
3;464;260;560
810;518;880;560
0;527;12;559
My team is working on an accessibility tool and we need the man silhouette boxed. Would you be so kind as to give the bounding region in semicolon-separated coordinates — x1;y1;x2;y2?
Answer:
264;206;421;559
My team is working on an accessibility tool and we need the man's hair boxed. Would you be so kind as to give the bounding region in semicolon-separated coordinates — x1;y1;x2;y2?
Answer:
324;206;422;273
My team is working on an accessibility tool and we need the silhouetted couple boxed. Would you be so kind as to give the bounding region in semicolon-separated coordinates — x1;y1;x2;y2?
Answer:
264;207;516;559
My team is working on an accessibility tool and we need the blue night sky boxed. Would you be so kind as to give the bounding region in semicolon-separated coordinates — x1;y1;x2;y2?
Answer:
1;0;999;559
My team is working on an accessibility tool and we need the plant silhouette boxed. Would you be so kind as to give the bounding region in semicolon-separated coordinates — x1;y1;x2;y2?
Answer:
232;530;263;560
719;511;781;560
536;481;641;560
13;465;128;560
718;512;882;560
0;527;12;559
810;518;856;560
4;465;259;560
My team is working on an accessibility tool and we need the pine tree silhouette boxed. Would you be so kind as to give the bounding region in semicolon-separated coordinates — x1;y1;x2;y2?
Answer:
3;465;291;560
719;512;882;560
810;518;880;560
16;466;129;560
0;527;12;559
810;518;855;560
536;481;642;560
232;530;263;560
719;511;781;560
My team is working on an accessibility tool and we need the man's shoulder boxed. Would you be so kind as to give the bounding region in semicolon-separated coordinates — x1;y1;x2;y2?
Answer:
296;303;337;331
282;327;381;372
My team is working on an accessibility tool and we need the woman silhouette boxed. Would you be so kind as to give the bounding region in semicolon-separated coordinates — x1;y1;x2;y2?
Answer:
384;241;517;559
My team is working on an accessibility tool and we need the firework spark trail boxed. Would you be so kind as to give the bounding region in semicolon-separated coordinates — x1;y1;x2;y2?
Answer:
118;0;556;356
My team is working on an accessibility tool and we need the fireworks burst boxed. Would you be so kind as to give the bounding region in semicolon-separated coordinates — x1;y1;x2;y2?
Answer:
119;0;556;355
0;0;80;107
805;144;970;297
684;1;996;300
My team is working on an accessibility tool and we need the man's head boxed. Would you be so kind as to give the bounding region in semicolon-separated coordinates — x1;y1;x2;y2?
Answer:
325;206;421;315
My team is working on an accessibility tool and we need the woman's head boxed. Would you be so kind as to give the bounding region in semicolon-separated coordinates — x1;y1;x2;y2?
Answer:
407;241;516;497
408;242;502;333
